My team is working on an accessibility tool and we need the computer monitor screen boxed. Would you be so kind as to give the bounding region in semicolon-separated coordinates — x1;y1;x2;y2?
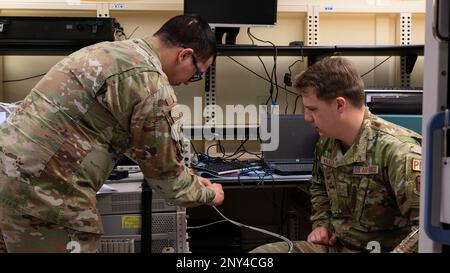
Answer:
262;115;319;162
184;0;278;27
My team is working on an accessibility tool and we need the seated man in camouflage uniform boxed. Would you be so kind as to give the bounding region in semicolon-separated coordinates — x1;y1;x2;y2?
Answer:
252;57;421;253
0;14;224;253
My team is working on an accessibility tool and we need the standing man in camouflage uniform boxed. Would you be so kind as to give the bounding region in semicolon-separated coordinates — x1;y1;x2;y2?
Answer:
0;14;224;253
252;57;421;253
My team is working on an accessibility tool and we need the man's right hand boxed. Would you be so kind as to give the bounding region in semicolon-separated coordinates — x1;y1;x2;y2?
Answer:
307;227;337;246
206;183;224;206
196;175;224;206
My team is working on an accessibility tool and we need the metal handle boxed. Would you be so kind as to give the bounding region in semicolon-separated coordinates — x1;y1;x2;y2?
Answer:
433;0;450;42
425;111;450;245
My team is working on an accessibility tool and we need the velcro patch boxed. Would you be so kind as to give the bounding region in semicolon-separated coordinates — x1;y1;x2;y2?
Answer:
353;165;379;175
321;156;336;168
411;159;421;172
414;175;420;195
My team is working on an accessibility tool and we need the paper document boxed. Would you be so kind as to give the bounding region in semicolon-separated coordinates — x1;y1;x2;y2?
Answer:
96;184;118;194
0;112;6;124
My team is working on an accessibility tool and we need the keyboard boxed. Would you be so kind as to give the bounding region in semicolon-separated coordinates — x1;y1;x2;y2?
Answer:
193;161;261;175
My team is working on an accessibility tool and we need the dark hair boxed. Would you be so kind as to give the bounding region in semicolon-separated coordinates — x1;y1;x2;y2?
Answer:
154;14;216;62
294;57;365;107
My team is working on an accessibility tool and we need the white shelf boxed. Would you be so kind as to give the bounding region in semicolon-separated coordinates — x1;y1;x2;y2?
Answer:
0;1;424;14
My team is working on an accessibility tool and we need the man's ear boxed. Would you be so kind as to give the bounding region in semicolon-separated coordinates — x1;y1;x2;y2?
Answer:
336;97;346;113
178;47;194;63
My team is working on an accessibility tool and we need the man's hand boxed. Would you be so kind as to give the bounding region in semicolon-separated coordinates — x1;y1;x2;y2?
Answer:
197;176;224;206
206;183;224;206
307;227;337;246
197;176;213;187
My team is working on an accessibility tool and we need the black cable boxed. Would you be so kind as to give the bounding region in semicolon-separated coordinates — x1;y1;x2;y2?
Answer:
127;26;140;39
222;138;250;160
217;140;226;157
206;142;227;159
288;59;304;76
226;56;298;96
360;56;392;78
190;140;199;156
247;29;274;106
3;73;46;83
272;47;280;103
284;84;289;114
242;146;263;160
247;29;279;105
247;28;271;81
206;144;220;158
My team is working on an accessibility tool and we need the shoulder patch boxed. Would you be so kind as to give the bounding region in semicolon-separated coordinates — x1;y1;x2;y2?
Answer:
411;159;421;172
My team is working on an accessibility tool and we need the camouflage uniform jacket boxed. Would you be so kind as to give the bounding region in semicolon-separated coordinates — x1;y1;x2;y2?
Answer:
0;37;215;234
310;109;421;251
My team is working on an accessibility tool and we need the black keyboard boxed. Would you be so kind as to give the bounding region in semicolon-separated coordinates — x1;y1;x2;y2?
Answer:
193;161;261;175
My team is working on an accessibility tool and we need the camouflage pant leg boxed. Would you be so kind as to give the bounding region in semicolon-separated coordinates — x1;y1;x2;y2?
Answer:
0;205;101;253
0;226;7;253
249;241;359;253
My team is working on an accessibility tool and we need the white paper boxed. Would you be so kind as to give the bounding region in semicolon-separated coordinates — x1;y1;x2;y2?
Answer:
0;112;6;124
96;184;118;194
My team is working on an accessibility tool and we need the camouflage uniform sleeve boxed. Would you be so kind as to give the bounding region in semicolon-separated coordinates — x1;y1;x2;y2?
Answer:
103;72;215;207
385;138;421;251
310;141;333;231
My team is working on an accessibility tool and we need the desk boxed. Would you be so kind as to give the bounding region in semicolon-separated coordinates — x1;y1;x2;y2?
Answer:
209;174;311;193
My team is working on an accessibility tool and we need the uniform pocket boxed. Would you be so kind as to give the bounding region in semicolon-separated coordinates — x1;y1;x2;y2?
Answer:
354;176;370;226
356;177;401;230
163;105;185;162
323;167;342;216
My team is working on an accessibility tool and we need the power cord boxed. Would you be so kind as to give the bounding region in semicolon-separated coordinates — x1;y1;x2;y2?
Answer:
187;219;228;230
360;56;392;78
212;205;294;253
226;56;298;96
2;73;46;83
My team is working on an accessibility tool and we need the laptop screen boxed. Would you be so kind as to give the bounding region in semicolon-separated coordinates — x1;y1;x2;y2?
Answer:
262;114;319;163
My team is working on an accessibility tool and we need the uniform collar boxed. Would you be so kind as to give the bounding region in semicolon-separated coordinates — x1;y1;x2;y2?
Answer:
334;108;374;167
138;36;168;81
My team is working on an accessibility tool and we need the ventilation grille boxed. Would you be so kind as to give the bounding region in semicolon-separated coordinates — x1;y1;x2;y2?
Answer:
100;238;135;253
153;214;176;233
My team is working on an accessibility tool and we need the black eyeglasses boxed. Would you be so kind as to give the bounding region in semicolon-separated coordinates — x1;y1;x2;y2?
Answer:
189;55;203;82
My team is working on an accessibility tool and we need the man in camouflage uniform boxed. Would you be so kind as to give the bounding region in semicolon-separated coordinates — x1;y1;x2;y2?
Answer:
252;57;420;253
0;14;224;253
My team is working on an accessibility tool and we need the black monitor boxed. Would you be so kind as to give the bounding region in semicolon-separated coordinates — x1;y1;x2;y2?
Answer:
184;0;278;44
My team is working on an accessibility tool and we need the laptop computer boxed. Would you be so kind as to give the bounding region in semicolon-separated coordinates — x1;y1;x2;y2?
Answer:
262;114;319;175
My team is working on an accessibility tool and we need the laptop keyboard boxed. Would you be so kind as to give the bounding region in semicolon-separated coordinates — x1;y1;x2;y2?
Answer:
269;163;313;175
